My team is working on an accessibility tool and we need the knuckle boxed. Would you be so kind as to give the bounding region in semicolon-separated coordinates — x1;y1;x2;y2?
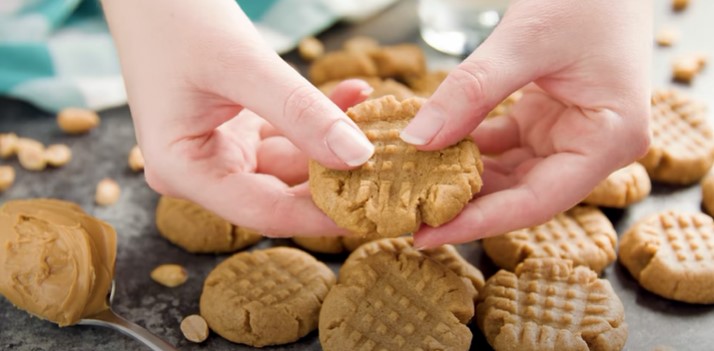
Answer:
447;61;492;118
283;85;330;126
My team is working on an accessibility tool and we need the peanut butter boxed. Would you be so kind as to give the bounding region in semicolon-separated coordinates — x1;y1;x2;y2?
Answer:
0;199;117;326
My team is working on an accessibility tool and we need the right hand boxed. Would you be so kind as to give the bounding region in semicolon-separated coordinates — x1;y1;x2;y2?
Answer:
407;0;653;248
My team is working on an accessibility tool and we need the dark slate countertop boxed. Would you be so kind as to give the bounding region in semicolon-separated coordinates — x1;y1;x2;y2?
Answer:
2;0;714;350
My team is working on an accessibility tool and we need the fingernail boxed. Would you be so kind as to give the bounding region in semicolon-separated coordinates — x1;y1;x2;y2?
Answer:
326;120;374;167
360;86;374;98
400;105;445;145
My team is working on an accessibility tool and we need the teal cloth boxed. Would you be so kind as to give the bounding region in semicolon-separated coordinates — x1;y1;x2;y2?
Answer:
0;0;342;112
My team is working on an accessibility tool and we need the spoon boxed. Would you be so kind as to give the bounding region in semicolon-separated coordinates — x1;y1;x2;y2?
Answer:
77;282;179;351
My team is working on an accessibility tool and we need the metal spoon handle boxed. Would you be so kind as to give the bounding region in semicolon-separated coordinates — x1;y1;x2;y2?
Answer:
79;309;178;351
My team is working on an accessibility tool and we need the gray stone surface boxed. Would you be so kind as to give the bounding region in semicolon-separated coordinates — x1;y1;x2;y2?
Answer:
2;0;714;350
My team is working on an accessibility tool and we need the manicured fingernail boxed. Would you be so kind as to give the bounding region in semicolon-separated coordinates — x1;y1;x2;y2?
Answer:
400;105;445;145
326;120;374;167
360;86;374;98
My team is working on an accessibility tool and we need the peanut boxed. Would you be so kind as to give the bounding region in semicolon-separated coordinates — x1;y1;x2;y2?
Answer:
128;145;145;172
180;314;209;343
57;108;100;134
298;36;325;61
95;178;121;206
0;166;15;191
45;144;72;167
0;133;18;158
150;264;188;288
17;138;46;171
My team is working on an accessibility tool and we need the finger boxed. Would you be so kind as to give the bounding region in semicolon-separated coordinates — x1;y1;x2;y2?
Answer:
215;38;374;169
189;172;349;237
413;151;609;248
400;3;565;150
256;137;309;185
471;114;520;154
328;79;372;111
257;79;371;140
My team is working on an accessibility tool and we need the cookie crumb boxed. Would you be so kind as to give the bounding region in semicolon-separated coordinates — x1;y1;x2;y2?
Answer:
673;53;707;83
672;0;689;11
655;27;679;47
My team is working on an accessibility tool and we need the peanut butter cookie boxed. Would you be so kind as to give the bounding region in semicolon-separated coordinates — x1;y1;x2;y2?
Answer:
309;51;378;85
291;235;373;254
583;163;651;208
370;44;426;81
318;77;414;101
309;96;483;238
319;249;473;351
640;89;714;184
477;258;627;351
200;247;335;347
619;211;714;303
340;237;484;303
155;196;261;253
483;206;617;274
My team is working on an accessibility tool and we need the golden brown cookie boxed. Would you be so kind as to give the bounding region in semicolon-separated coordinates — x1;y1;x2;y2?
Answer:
583;163;652;208
343;36;380;54
406;70;449;97
318;77;414;101
309;51;378;85
200;247;335;347
291;235;373;254
319;249;473;351
477;258;627;351
640;89;714;184
155;196;262;253
340;237;484;303
309;96;483;239
482;206;617;274
370;44;427;81
702;173;714;216
619;211;714;303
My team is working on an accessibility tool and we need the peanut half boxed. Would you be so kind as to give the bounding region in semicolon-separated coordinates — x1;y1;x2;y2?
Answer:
128;145;145;172
180;314;209;343
17;138;46;171
0;166;15;191
150;264;188;288
45;144;72;167
95;178;121;206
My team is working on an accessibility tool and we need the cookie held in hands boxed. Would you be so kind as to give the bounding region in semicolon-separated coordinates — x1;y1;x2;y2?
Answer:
309;96;483;239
